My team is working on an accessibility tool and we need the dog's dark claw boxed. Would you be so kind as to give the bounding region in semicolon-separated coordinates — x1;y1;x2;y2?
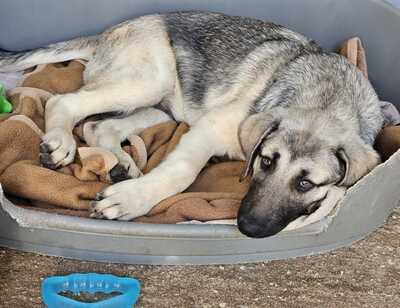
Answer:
95;193;104;201
110;164;131;183
39;153;58;169
89;201;103;218
42;162;58;170
89;201;96;209
39;153;51;161
39;142;51;153
89;211;103;219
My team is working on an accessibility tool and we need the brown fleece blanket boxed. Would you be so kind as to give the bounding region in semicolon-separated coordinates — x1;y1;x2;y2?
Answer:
0;38;399;224
0;60;250;223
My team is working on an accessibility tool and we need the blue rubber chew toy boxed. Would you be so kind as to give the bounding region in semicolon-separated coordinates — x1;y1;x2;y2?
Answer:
41;273;140;308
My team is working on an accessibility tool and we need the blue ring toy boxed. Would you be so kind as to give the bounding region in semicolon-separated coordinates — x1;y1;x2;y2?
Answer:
41;273;140;308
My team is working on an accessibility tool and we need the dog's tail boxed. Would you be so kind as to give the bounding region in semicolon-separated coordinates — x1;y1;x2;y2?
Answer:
0;35;99;72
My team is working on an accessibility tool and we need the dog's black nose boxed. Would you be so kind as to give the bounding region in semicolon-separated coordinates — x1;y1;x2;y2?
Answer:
237;216;266;238
237;215;285;238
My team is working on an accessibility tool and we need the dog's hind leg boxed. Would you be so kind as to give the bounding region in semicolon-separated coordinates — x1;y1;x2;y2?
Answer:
40;74;174;169
39;15;177;169
83;107;171;182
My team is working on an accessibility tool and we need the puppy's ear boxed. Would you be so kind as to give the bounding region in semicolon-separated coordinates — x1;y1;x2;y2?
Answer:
239;113;280;181
336;138;380;187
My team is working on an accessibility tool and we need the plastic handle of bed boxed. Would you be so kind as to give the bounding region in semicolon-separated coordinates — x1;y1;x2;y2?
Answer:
41;273;141;308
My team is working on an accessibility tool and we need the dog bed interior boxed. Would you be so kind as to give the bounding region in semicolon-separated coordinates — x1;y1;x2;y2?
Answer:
0;0;400;264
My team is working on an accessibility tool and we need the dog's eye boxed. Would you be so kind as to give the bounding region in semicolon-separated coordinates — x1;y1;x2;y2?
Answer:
297;179;314;193
260;156;272;171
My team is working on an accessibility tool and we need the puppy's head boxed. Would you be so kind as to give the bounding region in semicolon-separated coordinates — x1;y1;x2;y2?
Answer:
237;108;380;238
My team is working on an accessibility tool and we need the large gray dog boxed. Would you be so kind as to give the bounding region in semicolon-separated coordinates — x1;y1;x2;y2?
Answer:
0;12;383;237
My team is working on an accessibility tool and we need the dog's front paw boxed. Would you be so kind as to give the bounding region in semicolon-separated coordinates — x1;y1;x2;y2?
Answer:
89;179;154;220
40;128;76;169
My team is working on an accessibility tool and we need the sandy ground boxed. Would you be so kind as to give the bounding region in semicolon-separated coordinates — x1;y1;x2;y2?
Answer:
0;208;399;308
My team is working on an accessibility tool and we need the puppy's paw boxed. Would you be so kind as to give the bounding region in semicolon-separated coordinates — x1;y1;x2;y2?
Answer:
89;179;154;220
40;128;76;169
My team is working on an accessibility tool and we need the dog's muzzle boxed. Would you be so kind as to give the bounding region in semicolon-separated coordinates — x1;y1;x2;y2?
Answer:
237;187;306;238
237;209;288;238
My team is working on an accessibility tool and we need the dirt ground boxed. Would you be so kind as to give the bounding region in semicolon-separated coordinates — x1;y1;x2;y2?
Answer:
0;208;399;308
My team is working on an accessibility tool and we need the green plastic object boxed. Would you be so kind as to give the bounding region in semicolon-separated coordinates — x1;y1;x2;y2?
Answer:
0;84;12;113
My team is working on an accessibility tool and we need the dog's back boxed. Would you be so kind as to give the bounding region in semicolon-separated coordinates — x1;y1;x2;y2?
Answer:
163;12;319;107
162;12;382;145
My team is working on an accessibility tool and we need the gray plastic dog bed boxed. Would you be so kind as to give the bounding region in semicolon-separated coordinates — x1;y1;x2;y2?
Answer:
0;0;399;265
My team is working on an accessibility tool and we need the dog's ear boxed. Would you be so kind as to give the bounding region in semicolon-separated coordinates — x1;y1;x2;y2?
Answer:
336;138;380;187
239;113;280;181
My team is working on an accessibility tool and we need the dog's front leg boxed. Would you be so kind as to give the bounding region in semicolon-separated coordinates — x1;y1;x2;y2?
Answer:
90;119;227;220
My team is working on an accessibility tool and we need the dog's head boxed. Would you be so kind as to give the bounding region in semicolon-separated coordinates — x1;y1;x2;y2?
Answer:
237;108;380;238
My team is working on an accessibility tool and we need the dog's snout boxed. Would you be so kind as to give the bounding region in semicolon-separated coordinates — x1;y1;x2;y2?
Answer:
237;215;265;238
238;214;285;238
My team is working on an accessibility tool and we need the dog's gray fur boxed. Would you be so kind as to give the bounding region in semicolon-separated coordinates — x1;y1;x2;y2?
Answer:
0;12;383;237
